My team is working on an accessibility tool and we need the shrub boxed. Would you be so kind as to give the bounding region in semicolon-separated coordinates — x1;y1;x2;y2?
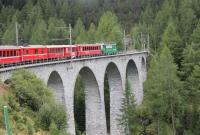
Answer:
9;70;52;111
49;122;59;135
26;121;34;135
37;102;67;130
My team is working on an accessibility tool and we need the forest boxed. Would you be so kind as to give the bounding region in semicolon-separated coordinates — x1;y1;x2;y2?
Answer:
0;0;200;135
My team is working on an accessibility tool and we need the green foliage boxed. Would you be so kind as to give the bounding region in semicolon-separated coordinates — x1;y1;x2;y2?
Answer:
74;18;87;43
178;0;196;43
144;46;182;134
26;121;34;135
1;14;18;45
119;80;137;135
9;69;51;111
47;17;68;44
160;21;183;67
130;25;142;50
87;23;96;43
74;75;85;134
152;0;176;46
38;102;67;130
96;11;123;50
181;42;200;79
29;19;47;44
49;122;60;135
190;20;200;44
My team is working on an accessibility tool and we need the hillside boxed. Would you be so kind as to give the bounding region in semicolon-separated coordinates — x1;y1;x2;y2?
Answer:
0;70;67;135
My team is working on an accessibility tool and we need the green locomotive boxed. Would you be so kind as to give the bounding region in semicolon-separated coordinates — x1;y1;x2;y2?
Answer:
101;43;118;55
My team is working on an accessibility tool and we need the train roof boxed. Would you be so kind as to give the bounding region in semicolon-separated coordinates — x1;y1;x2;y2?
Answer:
75;44;100;46
0;46;21;49
0;45;77;49
46;45;76;48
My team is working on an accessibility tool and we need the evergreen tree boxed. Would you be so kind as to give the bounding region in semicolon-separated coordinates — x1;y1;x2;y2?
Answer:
183;65;200;134
96;11;123;50
47;17;68;44
58;0;70;24
74;18;87;43
144;46;182;135
37;0;56;21
119;80;137;135
30;19;47;44
2;14;18;45
161;21;182;67
190;20;200;44
130;24;143;50
87;23;96;43
19;0;34;23
152;0;176;49
21;22;32;44
181;22;200;79
178;0;196;43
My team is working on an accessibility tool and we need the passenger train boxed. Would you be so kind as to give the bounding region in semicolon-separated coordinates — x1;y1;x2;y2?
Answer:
0;43;117;67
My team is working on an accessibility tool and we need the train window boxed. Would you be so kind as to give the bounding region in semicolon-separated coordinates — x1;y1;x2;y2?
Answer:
34;49;38;54
7;51;9;57
10;51;13;56
26;50;29;55
3;51;6;57
0;51;1;57
72;47;75;52
14;51;16;56
42;49;44;54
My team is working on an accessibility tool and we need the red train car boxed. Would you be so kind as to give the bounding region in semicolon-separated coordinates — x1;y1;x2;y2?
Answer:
76;44;102;57
47;45;77;59
0;46;22;66
22;45;48;62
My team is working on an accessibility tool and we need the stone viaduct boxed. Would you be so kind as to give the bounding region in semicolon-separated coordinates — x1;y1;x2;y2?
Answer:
0;51;148;135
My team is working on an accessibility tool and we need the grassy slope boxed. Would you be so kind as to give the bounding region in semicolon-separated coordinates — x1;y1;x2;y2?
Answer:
0;82;49;135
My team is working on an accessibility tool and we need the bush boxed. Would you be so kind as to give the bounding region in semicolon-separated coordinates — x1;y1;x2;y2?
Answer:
9;70;52;111
37;102;67;130
26;121;34;135
49;122;59;135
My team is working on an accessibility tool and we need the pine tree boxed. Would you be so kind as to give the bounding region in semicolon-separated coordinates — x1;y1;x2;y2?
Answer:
178;0;196;43
161;21;182;67
21;22;32;44
96;11;123;50
47;17;68;44
152;0;176;49
87;23;96;43
144;46;182;135
74;18;87;43
182;65;200;134
2;14;18;45
30;19;47;44
181;22;200;79
190;20;200;44
119;80;137;135
58;0;70;24
37;0;56;21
